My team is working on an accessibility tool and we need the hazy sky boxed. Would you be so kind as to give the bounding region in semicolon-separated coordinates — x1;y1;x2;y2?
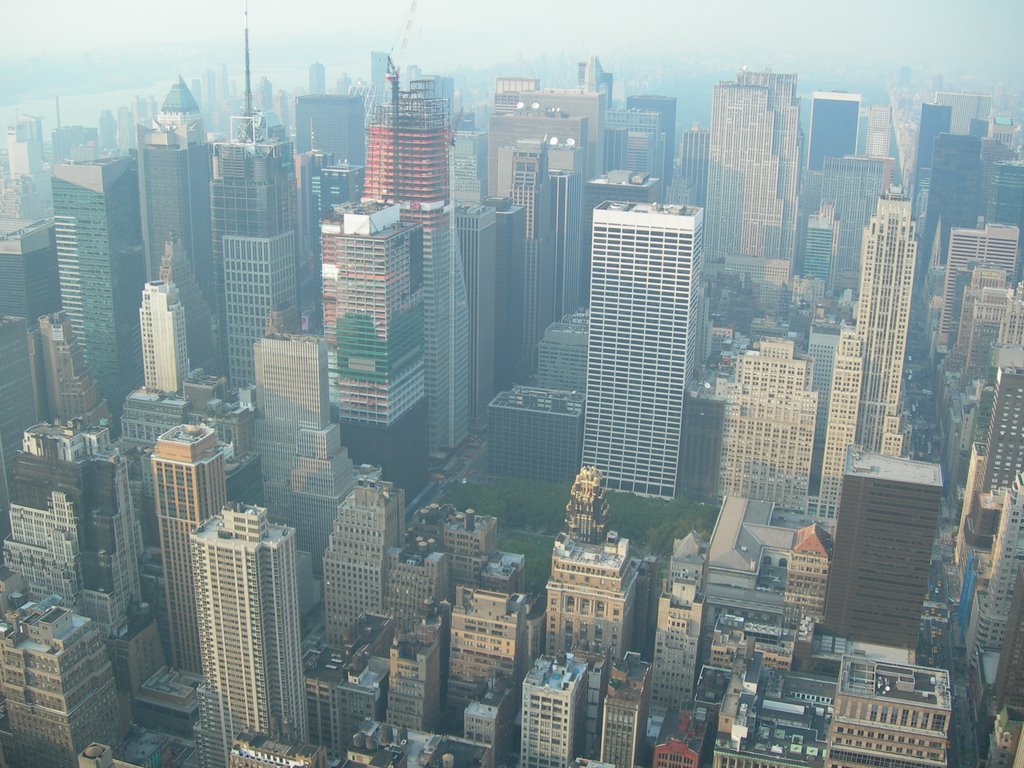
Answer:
6;0;1022;76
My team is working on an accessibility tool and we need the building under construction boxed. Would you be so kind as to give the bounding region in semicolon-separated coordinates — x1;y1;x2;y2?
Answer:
364;78;469;456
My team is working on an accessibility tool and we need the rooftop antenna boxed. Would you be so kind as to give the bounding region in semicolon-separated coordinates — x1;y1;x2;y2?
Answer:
243;0;253;117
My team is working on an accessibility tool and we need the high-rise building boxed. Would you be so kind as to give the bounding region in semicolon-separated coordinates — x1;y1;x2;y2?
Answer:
537;310;589;393
823;449;943;648
865;104;892;159
499;140;554;356
706;70;800;278
487;387;585;484
826;656;950;768
0;317;35;521
384;537;450;629
520;654;587;768
783;524;833;626
210;110;297;386
816;326;863;519
716;339;818;510
364;79;469;454
988;161;1024;270
678;124;710;207
137;79;212;289
913;102;952;201
807;91;860;171
32;311;109;426
487;198;527;391
53;158;145;415
548;142;585;319
853;193;916;456
455;205;496;425
935;90;993;135
984;369;1024;493
6;114;43;178
604;108;666;178
193;504;306;768
452;131;488;206
803;202;838;283
967;475;1024;657
487;109;589;199
309;62;326;95
948;269;1015;378
818;155;887;292
650;534;705;711
448;586;528;711
921;134;981;275
254;329;354;570
0;599;118;768
583;202;702;497
139;281;188;393
321;203;427;496
526;86;605;177
159;237;217;374
0;218;59;323
939;223;1019;342
600;653;651;768
546;531;639;658
995;563;1024;710
626;94;677;184
493;76;541;113
6;423;142;633
294;95;365;162
152;424;227;673
322;471;403;645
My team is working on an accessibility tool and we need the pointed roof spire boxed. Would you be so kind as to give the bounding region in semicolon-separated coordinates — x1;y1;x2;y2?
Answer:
161;76;201;114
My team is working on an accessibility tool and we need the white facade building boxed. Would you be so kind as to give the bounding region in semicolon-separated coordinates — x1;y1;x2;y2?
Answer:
140;280;188;393
582;202;703;498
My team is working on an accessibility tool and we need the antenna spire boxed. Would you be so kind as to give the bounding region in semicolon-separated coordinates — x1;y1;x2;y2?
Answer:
243;0;253;117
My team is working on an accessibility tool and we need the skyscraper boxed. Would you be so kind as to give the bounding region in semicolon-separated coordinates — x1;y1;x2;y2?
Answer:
210;110;297;386
253;328;354;571
564;465;609;544
487;198;527;391
6;423;142;633
152;424;227;673
921;133;981;274
818;155;887;292
454;205;497;425
548;142;585;319
32;311;109;426
308;62;326;95
0;218;59;323
140;280;188;393
678;125;710;208
53;158;145;416
583;202;702;498
0;316;35;522
321;202;427;496
823;449;942;648
452;131;488;206
865;104;892;159
364;78;469;454
854;193;916;456
626;94;677;184
715;339;818;510
604;108;666;178
321;471;403;645
935;90;993;134
137;79;212;289
521;655;587;768
159;237;217;374
193;504;306;768
803;203;838;284
706;70;800;278
294;95;365;162
913;102;952;201
807;91;860;171
939;224;1019;342
500;140;555;356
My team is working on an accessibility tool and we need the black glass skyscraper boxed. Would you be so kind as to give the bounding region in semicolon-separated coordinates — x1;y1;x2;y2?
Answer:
294;94;366;163
920;133;981;274
807;92;860;171
913;102;952;200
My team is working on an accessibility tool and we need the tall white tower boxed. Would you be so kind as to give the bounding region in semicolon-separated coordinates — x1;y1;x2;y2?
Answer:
582;202;703;498
193;504;306;768
140;280;188;392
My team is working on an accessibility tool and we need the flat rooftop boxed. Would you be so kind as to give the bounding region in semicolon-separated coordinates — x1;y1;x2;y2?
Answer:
525;654;586;691
844;449;943;487
489;386;584;413
838;656;951;710
595;200;702;218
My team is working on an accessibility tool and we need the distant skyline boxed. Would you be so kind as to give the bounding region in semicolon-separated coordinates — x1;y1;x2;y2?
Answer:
7;0;1022;74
